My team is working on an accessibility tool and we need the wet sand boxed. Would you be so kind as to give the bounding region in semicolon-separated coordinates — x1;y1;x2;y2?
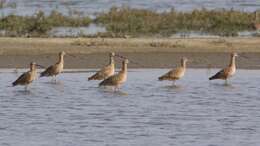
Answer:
0;37;260;69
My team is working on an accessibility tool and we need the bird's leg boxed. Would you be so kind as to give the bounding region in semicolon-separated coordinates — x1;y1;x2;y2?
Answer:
112;86;117;92
225;79;228;85
54;75;57;83
25;85;29;91
172;80;176;86
51;76;55;82
114;86;120;92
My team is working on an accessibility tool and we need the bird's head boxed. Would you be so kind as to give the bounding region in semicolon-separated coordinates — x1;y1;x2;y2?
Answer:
231;52;238;57
181;57;188;63
30;62;45;69
124;59;129;64
59;51;66;56
29;62;37;70
110;52;115;57
30;62;36;66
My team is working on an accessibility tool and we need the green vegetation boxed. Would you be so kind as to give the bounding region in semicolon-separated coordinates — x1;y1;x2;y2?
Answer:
0;7;258;37
0;1;16;9
0;10;91;37
96;7;256;37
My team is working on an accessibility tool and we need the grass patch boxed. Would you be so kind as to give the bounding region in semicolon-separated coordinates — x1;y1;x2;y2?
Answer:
0;10;91;37
96;7;256;37
0;7;258;37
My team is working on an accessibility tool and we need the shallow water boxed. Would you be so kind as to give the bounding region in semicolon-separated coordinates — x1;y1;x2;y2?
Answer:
0;69;260;146
1;0;260;16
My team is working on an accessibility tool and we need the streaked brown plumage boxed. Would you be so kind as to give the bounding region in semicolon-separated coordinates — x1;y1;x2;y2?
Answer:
99;59;128;90
40;51;66;78
88;52;115;80
158;57;188;84
12;62;37;87
209;53;238;82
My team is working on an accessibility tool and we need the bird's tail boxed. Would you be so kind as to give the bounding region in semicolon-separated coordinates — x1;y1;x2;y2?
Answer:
40;73;44;77
12;81;17;86
158;76;166;81
88;73;100;81
88;75;95;81
209;74;218;80
98;80;105;86
40;71;47;77
209;70;223;80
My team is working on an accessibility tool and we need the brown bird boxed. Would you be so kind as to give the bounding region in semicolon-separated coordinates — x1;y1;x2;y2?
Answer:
254;11;260;31
209;53;238;84
99;59;128;91
12;62;38;90
40;51;66;81
88;52;115;80
158;57;188;85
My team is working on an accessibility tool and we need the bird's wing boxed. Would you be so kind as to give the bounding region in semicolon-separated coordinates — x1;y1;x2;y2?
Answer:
165;69;175;77
12;71;30;86
159;68;181;80
40;65;55;77
223;67;232;76
88;64;113;80
99;74;119;86
172;67;183;76
209;68;226;80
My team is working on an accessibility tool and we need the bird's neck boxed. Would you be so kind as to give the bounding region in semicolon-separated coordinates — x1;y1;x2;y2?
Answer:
181;61;186;68
30;66;36;72
229;56;236;67
58;55;64;64
121;62;127;73
109;56;114;65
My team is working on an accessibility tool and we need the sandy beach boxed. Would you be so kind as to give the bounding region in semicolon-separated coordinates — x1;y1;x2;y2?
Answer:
0;37;260;69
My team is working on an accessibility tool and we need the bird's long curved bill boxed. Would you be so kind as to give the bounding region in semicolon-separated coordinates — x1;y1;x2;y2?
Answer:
239;53;250;59
36;64;46;68
115;54;127;59
67;53;77;58
115;54;145;67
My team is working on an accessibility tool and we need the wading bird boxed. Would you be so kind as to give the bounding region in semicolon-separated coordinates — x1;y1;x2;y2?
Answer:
88;52;115;80
12;62;38;90
40;51;66;81
158;57;188;85
254;11;260;32
209;53;238;84
99;59;128;91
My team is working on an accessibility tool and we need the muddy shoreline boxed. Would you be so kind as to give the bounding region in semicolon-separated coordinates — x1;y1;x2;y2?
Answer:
0;37;260;69
0;52;259;69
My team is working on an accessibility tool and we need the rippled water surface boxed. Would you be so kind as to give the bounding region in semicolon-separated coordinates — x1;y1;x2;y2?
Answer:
1;69;260;146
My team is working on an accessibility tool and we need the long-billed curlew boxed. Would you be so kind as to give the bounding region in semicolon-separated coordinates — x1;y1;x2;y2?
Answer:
88;52;115;80
254;11;260;32
209;52;238;84
40;51;66;81
158;57;188;85
12;62;38;90
99;59;128;91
